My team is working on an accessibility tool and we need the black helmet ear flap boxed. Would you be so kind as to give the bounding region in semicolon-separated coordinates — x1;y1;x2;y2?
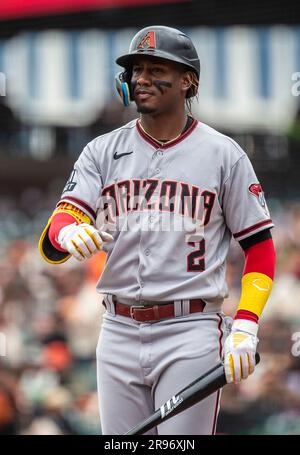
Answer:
115;71;132;107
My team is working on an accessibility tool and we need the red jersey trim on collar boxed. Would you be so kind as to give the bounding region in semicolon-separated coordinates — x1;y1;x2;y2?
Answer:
136;118;198;150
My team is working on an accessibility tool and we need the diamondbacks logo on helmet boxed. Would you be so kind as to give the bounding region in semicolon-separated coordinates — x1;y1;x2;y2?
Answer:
249;183;269;216
137;31;156;50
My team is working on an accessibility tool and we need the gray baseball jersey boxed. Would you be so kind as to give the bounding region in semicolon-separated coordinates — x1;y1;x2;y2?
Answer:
59;118;273;309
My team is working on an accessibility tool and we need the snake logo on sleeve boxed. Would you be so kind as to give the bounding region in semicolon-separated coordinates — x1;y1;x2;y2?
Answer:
249;183;270;217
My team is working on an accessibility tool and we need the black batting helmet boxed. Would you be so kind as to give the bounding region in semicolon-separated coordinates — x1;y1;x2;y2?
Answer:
115;25;200;106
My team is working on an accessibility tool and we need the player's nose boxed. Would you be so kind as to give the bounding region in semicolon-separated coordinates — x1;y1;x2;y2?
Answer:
136;70;152;87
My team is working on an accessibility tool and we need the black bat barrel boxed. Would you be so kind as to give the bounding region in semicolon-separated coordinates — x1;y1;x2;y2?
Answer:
125;362;225;435
125;353;260;435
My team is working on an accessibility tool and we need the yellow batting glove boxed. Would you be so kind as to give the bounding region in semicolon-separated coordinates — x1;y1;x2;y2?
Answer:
224;319;259;384
57;222;114;261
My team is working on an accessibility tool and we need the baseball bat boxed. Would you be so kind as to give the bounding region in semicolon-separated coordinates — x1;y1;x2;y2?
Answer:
124;352;260;435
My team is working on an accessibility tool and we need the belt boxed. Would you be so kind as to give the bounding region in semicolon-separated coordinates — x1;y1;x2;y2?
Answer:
110;299;206;323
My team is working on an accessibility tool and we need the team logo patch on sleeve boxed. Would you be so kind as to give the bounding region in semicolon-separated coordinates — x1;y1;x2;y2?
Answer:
249;183;269;216
137;31;156;50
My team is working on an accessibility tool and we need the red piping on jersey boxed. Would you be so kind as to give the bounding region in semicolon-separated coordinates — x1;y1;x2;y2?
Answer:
136;118;198;150
233;219;273;239
217;313;224;359
58;196;96;221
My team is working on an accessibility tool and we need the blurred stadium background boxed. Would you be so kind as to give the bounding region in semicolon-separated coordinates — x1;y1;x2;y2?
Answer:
0;0;300;435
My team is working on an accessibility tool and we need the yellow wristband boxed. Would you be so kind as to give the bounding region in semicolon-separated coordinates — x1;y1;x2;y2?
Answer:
237;272;273;318
53;202;92;225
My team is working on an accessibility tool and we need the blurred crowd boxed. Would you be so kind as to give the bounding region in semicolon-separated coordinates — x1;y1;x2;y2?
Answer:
0;242;106;434
0;188;300;435
0;97;136;160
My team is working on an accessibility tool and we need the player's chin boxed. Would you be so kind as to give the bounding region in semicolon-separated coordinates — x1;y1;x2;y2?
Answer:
135;103;157;114
134;95;158;113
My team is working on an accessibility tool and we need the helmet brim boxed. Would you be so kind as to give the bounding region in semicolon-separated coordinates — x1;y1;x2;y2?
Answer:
116;49;200;78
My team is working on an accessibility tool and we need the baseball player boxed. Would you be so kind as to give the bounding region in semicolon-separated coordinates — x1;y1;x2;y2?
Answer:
39;26;276;435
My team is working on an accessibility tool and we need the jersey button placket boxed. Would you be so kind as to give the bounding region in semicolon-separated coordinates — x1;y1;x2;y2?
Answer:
137;211;149;300
140;150;162;298
148;149;164;178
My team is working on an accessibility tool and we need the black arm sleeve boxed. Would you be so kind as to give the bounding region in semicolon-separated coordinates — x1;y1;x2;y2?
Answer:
239;228;272;251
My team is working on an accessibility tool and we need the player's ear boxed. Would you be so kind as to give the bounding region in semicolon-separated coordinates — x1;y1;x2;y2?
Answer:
181;71;194;97
181;70;199;99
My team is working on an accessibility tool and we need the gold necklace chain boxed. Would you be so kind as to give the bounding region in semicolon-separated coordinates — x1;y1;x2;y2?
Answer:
138;120;182;146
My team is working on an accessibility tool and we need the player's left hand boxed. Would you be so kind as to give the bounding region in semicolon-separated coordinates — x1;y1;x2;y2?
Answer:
224;319;259;384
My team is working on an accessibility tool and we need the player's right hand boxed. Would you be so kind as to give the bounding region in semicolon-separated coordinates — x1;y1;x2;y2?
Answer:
57;222;114;261
224;319;259;384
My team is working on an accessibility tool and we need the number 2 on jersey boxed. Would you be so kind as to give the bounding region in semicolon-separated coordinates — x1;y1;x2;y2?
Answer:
187;240;205;272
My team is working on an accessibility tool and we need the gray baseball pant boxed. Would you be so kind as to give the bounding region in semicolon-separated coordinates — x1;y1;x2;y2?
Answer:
96;302;227;435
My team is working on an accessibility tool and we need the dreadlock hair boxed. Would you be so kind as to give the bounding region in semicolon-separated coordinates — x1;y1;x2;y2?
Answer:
185;71;199;115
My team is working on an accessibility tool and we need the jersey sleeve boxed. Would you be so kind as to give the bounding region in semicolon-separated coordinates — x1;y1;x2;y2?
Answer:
39;144;102;264
58;144;102;224
221;152;274;241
